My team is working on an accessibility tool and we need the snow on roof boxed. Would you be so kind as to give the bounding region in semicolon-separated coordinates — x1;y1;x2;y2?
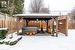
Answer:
13;11;68;17
13;13;61;17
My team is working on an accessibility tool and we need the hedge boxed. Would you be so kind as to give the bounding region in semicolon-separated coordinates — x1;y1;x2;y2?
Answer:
0;30;8;40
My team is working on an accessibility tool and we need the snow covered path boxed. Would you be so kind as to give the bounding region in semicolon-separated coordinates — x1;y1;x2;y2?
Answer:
0;29;75;50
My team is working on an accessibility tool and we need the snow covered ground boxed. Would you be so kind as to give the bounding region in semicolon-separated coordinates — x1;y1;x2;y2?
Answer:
0;29;75;50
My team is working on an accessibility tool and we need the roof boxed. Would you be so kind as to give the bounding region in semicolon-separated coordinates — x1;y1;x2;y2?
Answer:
13;14;61;19
13;14;61;17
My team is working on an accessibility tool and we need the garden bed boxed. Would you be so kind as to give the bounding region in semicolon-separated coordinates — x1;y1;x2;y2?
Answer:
0;33;22;46
0;28;8;40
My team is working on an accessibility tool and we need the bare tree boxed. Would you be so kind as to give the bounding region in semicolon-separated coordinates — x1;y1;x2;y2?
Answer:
39;7;49;13
30;0;43;13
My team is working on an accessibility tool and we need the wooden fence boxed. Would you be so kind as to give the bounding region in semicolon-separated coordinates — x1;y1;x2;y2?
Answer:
0;17;24;33
68;21;75;29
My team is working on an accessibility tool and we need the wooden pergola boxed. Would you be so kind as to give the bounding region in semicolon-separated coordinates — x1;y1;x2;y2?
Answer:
13;14;68;37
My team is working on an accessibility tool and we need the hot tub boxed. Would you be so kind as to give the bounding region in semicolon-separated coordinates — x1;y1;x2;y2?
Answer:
22;26;38;35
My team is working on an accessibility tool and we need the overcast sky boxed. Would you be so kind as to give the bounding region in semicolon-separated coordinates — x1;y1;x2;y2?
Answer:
23;0;75;13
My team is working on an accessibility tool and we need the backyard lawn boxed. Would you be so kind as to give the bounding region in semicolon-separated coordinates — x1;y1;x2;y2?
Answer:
0;29;75;50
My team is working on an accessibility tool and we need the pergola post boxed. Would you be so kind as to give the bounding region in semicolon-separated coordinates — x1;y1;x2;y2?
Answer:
16;17;20;34
46;20;48;33
51;18;55;36
41;20;43;32
26;20;28;26
40;20;41;31
65;16;68;36
23;19;25;27
56;17;58;37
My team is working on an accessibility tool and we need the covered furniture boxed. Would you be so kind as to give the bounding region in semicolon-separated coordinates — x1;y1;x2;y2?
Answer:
22;26;38;35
